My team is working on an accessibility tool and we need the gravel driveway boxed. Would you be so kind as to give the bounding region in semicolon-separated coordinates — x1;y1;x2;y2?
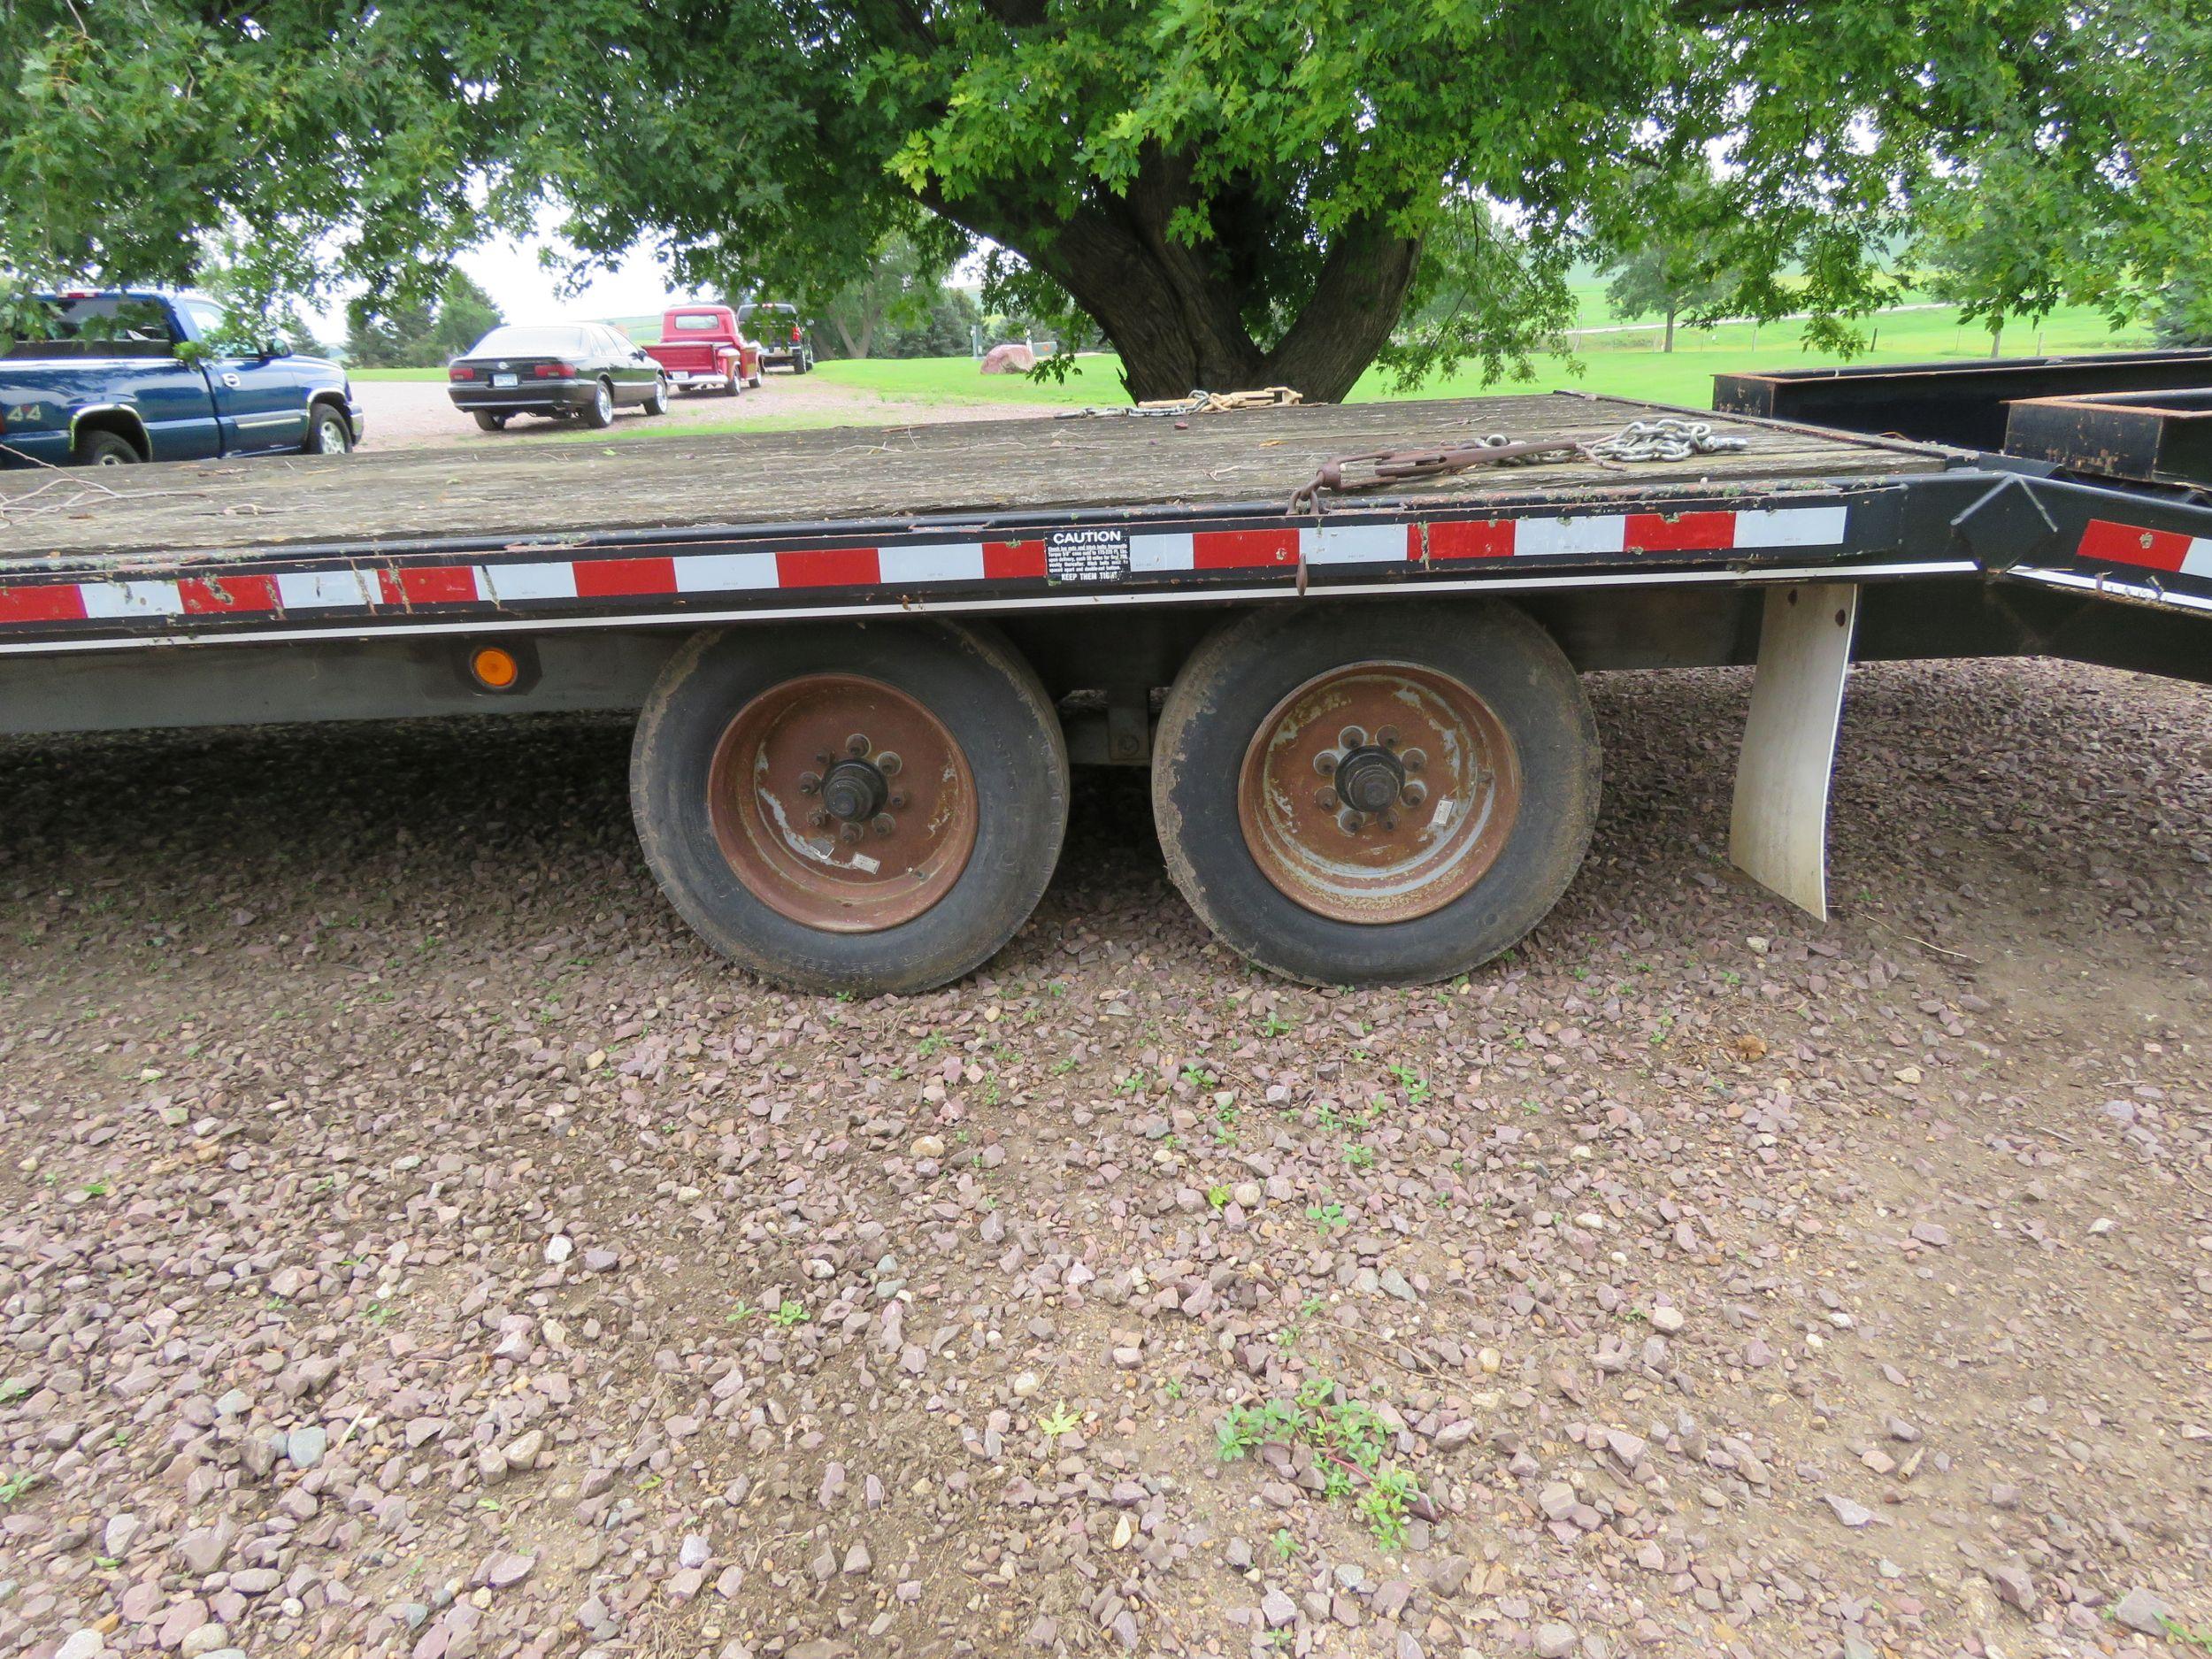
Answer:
357;374;1054;451
1;658;2206;1659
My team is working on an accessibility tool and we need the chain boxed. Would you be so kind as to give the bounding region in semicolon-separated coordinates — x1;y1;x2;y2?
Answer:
1585;417;1750;462
1055;386;1304;419
1289;416;1753;512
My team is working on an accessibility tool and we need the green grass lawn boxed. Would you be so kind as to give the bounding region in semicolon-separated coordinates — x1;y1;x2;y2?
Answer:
355;299;2153;421
809;300;2149;412
1359;301;2148;408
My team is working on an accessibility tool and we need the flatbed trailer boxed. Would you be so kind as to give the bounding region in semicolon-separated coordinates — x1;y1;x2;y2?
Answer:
3;378;2208;992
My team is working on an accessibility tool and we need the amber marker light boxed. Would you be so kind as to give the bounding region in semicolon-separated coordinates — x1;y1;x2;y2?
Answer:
470;646;521;689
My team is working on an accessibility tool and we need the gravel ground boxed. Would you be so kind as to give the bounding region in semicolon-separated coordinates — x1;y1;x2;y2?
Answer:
1;656;2207;1659
356;376;1054;451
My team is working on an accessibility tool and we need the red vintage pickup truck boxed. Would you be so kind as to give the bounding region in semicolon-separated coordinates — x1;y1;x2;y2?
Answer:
640;305;763;396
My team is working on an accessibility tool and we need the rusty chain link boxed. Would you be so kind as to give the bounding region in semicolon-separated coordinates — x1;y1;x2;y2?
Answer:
1288;417;1752;513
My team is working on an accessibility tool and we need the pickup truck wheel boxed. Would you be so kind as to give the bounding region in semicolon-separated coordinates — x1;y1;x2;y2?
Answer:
472;411;509;433
306;405;353;455
748;367;764;389
630;620;1069;995
724;364;742;397
580;379;616;429
77;431;141;466
1152;601;1600;986
644;376;670;415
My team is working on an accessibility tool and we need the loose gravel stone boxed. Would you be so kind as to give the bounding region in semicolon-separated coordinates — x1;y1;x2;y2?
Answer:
285;1424;327;1468
1824;1495;1878;1529
0;659;2204;1659
2115;1587;2172;1634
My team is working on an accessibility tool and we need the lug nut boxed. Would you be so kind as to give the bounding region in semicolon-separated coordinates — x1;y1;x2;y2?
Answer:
1377;725;1400;749
1380;810;1399;831
888;792;908;810
840;822;862;843
1401;780;1427;807
807;808;829;829
845;733;871;757
872;813;895;836
797;772;821;795
1401;747;1426;773
876;751;902;776
1338;726;1366;750
815;749;833;765
1314;787;1339;809
1313;751;1339;776
1338;809;1367;833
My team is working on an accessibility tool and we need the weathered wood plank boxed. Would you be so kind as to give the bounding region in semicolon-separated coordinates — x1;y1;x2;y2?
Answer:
0;394;1946;565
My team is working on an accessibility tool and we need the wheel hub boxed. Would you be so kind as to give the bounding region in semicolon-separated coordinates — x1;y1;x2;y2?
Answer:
1238;664;1521;925
708;677;974;933
1327;740;1405;816
818;757;887;823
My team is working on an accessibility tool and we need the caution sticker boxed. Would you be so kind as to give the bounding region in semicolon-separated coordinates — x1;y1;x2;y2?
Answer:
1047;526;1130;584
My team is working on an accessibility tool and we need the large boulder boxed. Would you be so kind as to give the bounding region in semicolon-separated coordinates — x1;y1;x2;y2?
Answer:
979;342;1036;374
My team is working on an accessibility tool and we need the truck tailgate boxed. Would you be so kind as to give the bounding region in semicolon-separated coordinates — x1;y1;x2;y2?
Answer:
643;342;721;373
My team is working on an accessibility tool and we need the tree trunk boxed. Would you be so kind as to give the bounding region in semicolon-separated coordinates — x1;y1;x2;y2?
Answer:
1663;308;1677;354
925;155;1420;403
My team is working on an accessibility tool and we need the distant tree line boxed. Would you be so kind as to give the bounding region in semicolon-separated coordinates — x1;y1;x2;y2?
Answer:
798;234;1087;362
345;273;503;367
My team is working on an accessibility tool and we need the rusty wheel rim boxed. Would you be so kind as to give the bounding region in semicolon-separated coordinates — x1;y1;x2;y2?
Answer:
708;674;977;933
1237;663;1522;925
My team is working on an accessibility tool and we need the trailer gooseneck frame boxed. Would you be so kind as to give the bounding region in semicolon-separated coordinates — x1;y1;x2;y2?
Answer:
3;379;2207;993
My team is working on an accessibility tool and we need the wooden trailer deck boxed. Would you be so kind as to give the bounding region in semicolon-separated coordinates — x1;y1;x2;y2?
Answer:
0;393;1950;565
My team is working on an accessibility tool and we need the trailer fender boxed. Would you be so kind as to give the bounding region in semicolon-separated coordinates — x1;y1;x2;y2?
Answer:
1729;583;1859;921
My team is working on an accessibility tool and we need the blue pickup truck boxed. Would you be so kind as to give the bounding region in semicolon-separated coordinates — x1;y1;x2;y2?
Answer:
1;290;361;468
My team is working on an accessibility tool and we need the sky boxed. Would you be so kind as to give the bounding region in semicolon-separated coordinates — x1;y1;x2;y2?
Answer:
304;226;704;342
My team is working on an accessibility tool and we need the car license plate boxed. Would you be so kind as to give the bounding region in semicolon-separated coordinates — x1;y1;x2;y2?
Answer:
492;373;518;388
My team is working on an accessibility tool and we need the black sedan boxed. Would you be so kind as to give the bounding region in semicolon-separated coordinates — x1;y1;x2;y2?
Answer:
447;323;669;431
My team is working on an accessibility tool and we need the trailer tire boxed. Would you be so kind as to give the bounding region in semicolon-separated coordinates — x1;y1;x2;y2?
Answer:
631;621;1069;995
1152;602;1599;986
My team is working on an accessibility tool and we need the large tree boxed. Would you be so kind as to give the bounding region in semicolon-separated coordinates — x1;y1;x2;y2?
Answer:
3;1;2205;402
806;232;955;361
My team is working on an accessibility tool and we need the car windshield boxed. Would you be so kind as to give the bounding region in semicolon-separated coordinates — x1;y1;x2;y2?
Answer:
670;314;724;332
468;326;588;357
738;304;794;323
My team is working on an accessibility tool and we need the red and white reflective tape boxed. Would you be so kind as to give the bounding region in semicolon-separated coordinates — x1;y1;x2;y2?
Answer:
1130;504;1847;571
0;539;1053;626
0;507;1850;629
2078;519;2212;579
